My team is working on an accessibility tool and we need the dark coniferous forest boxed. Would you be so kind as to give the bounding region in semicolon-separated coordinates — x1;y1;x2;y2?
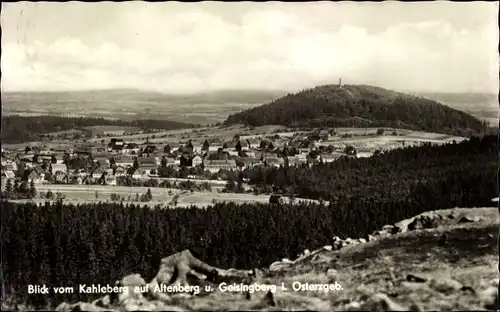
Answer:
0;135;497;308
243;135;497;204
0;116;196;143
224;84;487;136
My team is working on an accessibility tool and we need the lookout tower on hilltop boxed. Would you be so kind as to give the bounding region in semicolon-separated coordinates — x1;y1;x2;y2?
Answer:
338;78;342;87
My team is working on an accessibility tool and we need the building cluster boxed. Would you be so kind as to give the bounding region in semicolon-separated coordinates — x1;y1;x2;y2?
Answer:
1;130;378;188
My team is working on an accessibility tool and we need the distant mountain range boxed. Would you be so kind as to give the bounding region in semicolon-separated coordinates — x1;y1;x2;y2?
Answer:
2;88;496;127
2;88;287;105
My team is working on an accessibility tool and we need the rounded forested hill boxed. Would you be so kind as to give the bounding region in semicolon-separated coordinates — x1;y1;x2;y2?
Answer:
224;84;486;135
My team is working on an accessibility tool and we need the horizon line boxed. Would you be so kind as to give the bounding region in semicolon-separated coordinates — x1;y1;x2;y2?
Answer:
1;86;497;95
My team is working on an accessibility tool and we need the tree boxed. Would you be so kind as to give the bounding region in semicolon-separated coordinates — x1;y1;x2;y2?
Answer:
164;144;171;154
344;145;357;156
308;150;320;159
127;167;136;176
24;146;31;154
377;128;385;135
29;180;36;199
17;163;26;178
5;179;13;198
223;180;237;193
133;158;139;170
146;188;153;201
259;140;268;149
63;153;71;166
267;142;275;150
236;172;245;193
161;156;167;168
235;141;242;152
202;140;210;151
46;190;54;199
18;181;29;198
222;143;228;149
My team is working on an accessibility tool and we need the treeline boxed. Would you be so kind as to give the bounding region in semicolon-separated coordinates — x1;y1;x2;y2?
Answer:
224;84;487;136
0;116;197;143
1;179;37;200
242;135;497;204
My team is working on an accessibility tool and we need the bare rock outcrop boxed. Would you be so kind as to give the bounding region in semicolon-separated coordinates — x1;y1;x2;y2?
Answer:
57;249;258;312
407;214;442;231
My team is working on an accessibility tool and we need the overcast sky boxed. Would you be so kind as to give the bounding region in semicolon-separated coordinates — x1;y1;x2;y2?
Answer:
1;1;498;94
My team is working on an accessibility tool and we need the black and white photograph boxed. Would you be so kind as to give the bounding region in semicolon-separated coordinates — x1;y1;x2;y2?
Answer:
0;1;499;311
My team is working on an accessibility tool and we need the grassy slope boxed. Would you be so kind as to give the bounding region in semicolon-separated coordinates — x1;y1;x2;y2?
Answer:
21;207;496;312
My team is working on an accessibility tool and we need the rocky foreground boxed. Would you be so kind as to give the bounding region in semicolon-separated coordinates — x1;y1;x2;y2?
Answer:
13;207;500;311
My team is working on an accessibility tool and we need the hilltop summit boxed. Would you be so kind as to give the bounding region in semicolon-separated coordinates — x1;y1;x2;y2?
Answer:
224;84;486;136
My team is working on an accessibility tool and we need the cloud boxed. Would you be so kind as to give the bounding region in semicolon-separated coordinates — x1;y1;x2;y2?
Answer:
1;3;498;93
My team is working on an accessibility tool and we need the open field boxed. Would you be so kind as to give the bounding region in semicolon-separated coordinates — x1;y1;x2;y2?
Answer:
35;184;182;202
85;124;467;147
326;134;466;149
176;192;326;208
82;125;143;133
85;124;287;145
29;184;324;208
1;124;468;153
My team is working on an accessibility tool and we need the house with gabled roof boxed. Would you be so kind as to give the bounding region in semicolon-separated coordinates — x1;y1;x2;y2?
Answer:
264;157;283;168
114;166;127;177
91;167;106;180
192;155;203;167
356;148;374;158
2;170;15;180
105;174;117;186
2;161;18;172
27;169;45;184
137;157;158;175
238;157;261;169
114;155;134;168
166;157;179;166
203;159;238;173
51;164;68;175
93;157;110;168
